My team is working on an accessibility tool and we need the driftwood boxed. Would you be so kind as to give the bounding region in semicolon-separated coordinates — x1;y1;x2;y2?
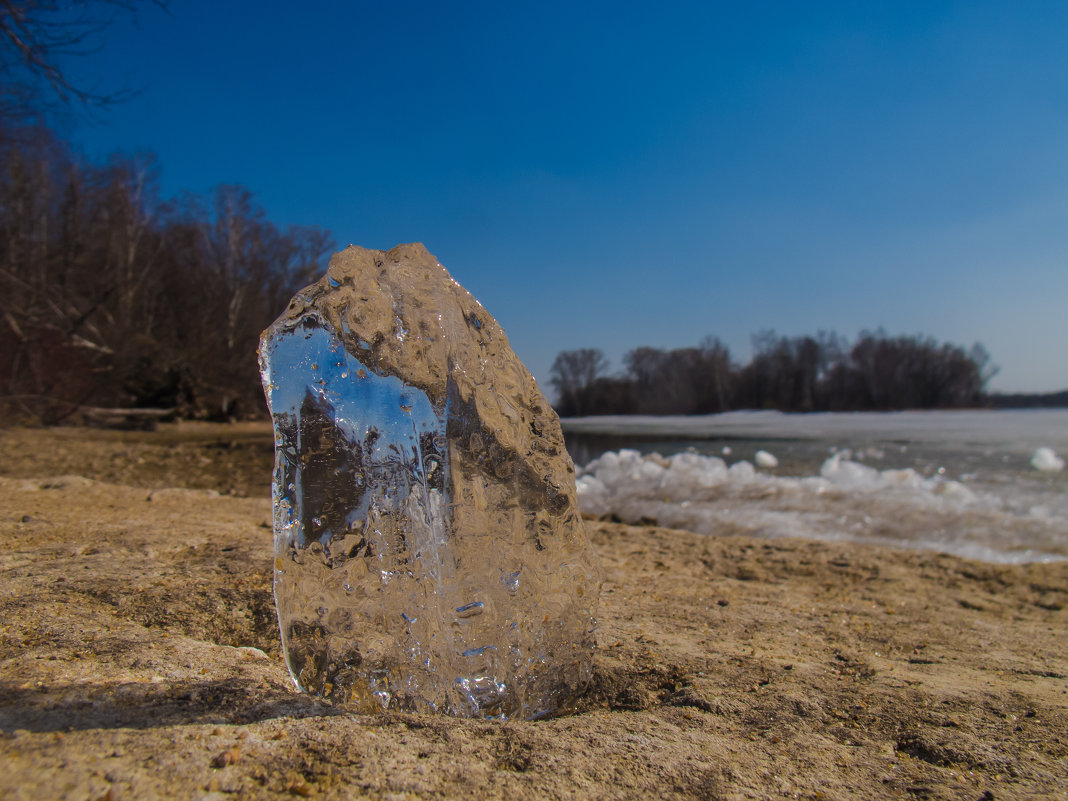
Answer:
78;406;177;431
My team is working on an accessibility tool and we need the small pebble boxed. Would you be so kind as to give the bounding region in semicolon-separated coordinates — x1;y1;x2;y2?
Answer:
212;746;241;768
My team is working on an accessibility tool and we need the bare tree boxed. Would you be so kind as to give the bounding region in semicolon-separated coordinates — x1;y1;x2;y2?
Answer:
969;342;999;389
0;0;167;124
550;348;609;416
697;336;732;413
0;125;335;423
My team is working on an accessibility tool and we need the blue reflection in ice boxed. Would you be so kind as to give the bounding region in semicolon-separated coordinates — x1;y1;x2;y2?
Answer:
265;317;440;449
262;316;445;549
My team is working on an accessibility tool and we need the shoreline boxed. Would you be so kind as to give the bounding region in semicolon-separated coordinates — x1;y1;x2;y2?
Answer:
560;407;1068;450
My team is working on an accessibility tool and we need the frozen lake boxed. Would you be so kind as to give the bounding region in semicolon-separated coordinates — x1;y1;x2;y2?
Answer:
562;409;1068;563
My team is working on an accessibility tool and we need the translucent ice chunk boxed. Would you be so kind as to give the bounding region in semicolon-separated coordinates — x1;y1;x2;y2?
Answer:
1031;446;1065;472
259;244;599;719
754;450;778;468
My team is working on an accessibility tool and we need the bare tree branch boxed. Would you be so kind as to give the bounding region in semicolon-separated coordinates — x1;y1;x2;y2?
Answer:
0;0;168;123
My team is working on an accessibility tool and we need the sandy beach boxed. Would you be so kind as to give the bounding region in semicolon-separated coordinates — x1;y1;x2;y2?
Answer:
0;424;1065;800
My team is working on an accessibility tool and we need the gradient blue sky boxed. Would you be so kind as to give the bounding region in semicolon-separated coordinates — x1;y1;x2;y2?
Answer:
60;1;1068;393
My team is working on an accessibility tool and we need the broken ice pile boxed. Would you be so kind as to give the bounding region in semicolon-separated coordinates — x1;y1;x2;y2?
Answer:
258;244;599;719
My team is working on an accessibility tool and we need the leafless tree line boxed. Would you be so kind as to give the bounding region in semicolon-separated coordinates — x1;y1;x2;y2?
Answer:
550;331;998;417
0;123;333;423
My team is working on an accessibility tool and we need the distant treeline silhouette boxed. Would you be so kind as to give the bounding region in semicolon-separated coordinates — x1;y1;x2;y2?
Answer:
550;331;1000;416
0;124;334;423
987;389;1068;409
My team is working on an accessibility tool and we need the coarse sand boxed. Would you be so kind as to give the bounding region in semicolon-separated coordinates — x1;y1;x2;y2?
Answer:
0;424;1065;800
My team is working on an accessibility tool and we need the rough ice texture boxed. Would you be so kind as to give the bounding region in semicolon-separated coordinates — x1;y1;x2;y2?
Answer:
258;243;599;719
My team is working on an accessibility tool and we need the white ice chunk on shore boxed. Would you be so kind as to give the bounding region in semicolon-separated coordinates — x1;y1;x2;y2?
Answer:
755;450;778;468
1031;447;1065;472
572;447;1068;564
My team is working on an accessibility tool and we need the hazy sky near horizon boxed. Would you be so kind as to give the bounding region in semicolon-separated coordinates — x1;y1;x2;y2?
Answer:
58;1;1068;393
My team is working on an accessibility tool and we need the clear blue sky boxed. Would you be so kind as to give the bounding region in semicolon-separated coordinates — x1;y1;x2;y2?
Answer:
60;1;1068;393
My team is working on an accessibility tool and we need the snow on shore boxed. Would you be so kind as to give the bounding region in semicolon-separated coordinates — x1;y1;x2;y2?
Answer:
575;447;1067;564
1031;446;1065;472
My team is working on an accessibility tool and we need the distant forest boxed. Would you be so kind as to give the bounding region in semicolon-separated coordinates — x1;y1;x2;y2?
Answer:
0;123;334;423
0;121;1049;425
1;121;1058;424
1;122;1055;425
0;1;336;424
550;332;1008;417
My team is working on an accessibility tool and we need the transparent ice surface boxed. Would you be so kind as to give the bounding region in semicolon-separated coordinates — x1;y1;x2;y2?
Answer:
259;244;598;719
